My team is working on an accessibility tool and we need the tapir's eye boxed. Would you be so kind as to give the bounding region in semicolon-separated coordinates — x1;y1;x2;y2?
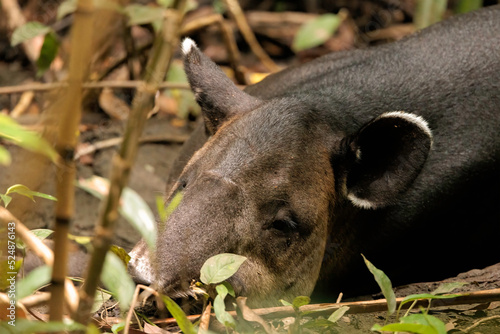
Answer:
270;219;297;234
178;180;187;189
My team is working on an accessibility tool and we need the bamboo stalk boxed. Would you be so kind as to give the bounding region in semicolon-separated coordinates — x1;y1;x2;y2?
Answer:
49;0;95;323
74;0;187;325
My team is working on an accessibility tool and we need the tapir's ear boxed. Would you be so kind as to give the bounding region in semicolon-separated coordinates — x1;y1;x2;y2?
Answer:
342;112;433;209
181;38;261;134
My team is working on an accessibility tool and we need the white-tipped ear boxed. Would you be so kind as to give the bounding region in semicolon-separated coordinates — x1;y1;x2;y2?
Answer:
181;38;197;56
343;111;433;209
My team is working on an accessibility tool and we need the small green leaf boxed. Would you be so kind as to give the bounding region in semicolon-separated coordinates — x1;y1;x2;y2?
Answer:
111;321;125;334
124;4;164;26
214;291;236;328
157;0;173;8
220;281;235;297
17;265;51;299
432;281;467;295
0;114;58;162
92;289;113;313
371;322;435;334
292;14;342;52
280;299;292;306
161;295;197;334
200;253;247;285
0;194;12;207
292;296;311;309
31;229;55;240
110;245;131;265
68;234;92;246
400;293;462;309
362;254;396;315
36;32;59;77
328;306;350;323
100;251;135;310
0;145;11;165
455;0;483;14
5;184;57;202
414;0;447;29
401;313;447;334
11;22;52;46
57;0;77;20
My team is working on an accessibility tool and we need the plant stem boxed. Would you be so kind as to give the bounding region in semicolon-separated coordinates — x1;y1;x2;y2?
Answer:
74;2;187;325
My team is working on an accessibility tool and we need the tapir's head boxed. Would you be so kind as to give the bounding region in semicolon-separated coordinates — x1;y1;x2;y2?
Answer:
155;39;432;306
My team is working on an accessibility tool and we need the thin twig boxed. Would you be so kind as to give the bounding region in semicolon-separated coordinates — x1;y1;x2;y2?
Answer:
223;0;280;72
74;134;189;160
10;91;34;117
0;207;79;313
124;284;160;334
462;315;500;332
0;81;191;95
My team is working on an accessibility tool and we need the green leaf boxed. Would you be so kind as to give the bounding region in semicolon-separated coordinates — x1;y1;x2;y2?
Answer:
431;281;468;295
36;32;59;77
157;0;173;8
400;293;462;309
280;299;292;306
111;321;125;334
92;289;113;314
371;322;436;334
31;228;55;240
200;253;247;285
11;22;52;46
292;296;311;309
0;194;12;207
0;145;11;165
0;114;59;162
292;14;342;52
362;254;396;315
0;318;86;333
220;281;235;297
455;0;483;14
100;251;135;310
414;0;447;29
68;233;93;246
214;288;236;328
77;176;156;251
161;295;197;334
402;313;447;334
110;244;131;265
57;0;77;20
5;184;57;202
17;265;51;299
124;4;163;26
328;306;350;323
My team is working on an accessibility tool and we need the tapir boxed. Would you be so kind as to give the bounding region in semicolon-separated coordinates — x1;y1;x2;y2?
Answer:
129;6;500;306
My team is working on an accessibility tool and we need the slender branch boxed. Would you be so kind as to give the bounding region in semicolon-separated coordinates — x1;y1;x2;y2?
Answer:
0;207;79;313
74;2;188;325
0;81;191;95
223;0;279;72
49;0;95;323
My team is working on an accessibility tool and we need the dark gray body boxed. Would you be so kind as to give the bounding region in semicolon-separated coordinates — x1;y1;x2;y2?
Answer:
131;6;500;305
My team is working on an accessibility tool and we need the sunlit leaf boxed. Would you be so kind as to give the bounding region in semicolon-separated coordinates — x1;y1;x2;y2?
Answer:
0;115;58;162
77;176;156;250
161;295;197;334
57;0;77;20
100;251;135;310
400;293;462;309
0;145;11;165
292;296;310;309
302;318;335;329
111;321;125;334
5;184;57;202
157;0;173;8
17;265;51;299
92;289;113;314
371;322;435;334
0;194;12;207
124;4;163;26
110;245;131;265
362;254;396;315
328;306;350;323
292;14;342;52
414;0;447;29
11;22;52;46
36;32;59;77
280;299;292;306
200;253;247;285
